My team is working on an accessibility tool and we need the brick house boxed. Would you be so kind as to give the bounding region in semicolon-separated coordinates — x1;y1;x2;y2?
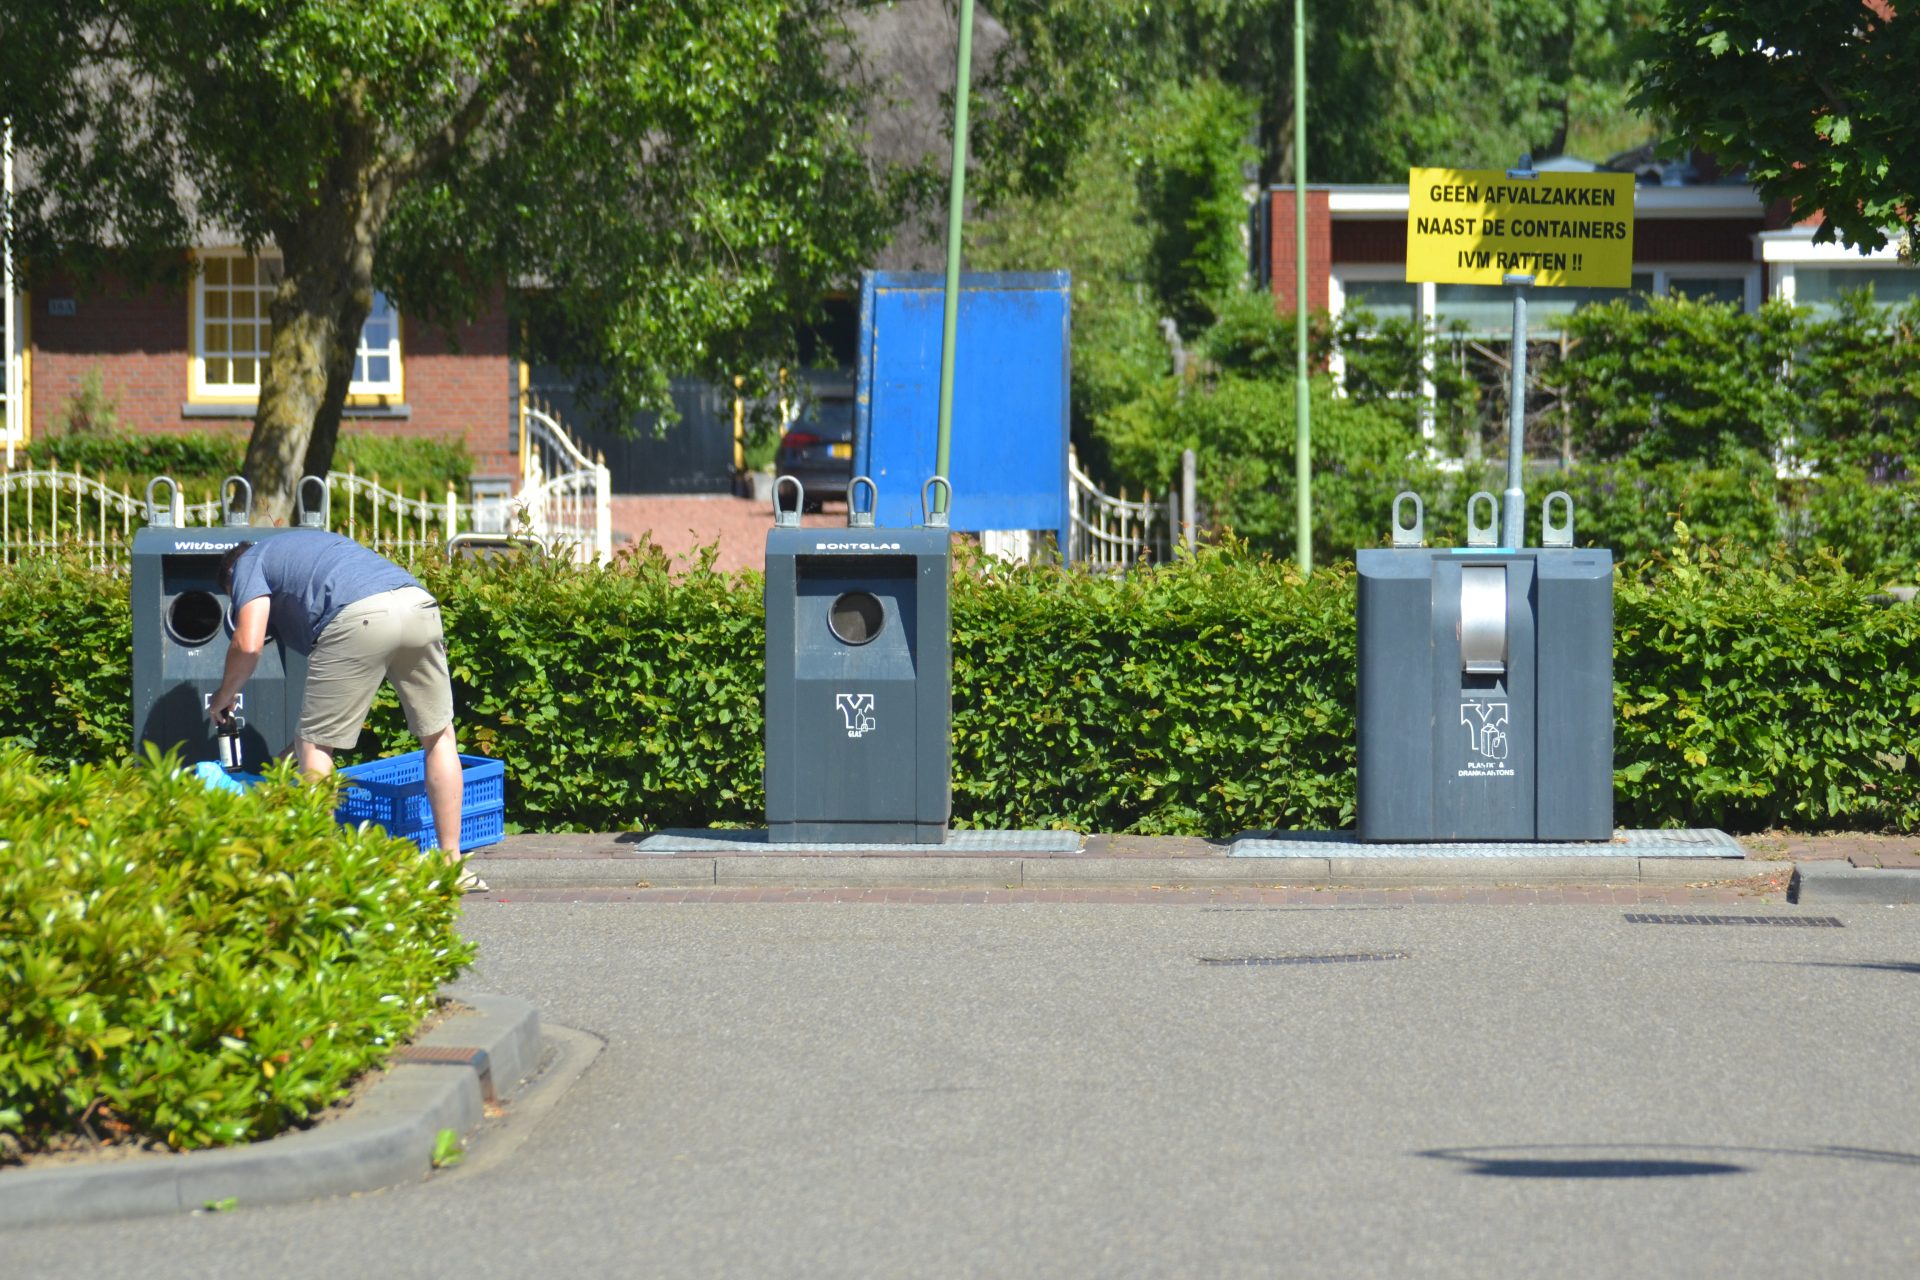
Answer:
1;244;520;485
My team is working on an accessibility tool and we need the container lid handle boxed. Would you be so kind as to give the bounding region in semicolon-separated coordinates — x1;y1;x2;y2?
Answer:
145;476;180;528
921;476;952;529
847;476;877;528
221;475;253;527
773;475;804;528
296;475;329;528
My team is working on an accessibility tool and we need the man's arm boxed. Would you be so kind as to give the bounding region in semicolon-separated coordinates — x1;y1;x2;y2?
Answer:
208;597;270;726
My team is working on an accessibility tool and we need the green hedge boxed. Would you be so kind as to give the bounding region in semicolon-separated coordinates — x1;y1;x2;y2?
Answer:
0;751;474;1153
23;430;474;501
8;546;1920;837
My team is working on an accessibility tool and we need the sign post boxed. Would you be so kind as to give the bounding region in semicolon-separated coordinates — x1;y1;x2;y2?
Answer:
1405;159;1634;546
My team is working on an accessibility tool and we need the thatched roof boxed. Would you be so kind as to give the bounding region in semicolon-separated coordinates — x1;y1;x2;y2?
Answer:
847;0;1010;269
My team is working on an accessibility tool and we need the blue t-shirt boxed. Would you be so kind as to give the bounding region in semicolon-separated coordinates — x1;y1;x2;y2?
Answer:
228;530;422;655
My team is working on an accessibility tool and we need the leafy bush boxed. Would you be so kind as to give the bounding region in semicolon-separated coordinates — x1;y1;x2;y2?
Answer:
0;750;474;1153
21;430;472;502
1794;292;1920;476
384;546;766;833
946;549;1356;834
1136;79;1260;336
25;430;243;487
1100;371;1434;561
1560;296;1800;464
1614;542;1920;831
1558;449;1783;565
16;545;1920;837
48;367;124;438
0;553;132;765
334;433;474;496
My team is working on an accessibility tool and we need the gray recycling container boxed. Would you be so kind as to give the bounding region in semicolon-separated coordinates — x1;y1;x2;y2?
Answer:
1355;536;1613;842
763;478;952;843
129;477;312;766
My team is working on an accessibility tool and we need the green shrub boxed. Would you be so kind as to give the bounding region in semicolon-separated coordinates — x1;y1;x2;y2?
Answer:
25;431;243;487
15;545;1920;837
1099;372;1433;561
1558;450;1783;565
48;367;124;438
1559;296;1800;464
379;546;767;833
1794;293;1920;476
0;554;132;764
1614;543;1920;831
21;430;472;502
0;750;474;1152
334;433;473;496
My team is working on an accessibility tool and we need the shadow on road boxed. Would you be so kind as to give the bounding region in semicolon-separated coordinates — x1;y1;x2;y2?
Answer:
1418;1142;1920;1179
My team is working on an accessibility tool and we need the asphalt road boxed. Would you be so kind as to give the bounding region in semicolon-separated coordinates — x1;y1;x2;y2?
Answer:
9;899;1920;1278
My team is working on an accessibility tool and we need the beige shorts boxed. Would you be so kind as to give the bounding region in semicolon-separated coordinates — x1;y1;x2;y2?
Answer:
300;586;454;749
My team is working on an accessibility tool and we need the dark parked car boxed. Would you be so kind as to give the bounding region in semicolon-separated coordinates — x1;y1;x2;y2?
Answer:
775;387;855;509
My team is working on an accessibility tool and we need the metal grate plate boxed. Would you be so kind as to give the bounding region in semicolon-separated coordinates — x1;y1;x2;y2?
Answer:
1230;828;1744;859
1624;913;1844;928
632;828;1083;853
1199;952;1410;966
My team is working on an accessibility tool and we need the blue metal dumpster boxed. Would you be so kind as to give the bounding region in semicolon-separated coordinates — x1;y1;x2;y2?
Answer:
853;270;1069;544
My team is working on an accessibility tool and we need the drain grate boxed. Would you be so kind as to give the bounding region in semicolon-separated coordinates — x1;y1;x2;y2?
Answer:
1199;951;1409;966
1624;913;1844;928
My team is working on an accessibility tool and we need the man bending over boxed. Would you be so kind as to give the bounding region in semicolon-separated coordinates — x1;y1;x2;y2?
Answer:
210;530;479;890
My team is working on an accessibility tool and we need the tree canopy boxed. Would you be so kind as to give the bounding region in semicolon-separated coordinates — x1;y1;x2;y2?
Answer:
1636;1;1919;259
975;0;1656;193
1;0;902;519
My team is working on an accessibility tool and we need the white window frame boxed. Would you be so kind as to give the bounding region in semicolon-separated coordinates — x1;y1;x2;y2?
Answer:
1647;264;1762;311
191;249;403;402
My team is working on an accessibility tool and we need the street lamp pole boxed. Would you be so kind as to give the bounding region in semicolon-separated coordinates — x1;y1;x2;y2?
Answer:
933;0;977;513
1293;0;1312;574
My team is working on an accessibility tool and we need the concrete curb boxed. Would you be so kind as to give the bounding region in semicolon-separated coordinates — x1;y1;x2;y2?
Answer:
1791;861;1920;906
0;994;541;1230
471;853;1778;893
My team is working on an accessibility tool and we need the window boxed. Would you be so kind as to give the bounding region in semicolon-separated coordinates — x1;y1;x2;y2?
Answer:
196;253;278;394
1793;266;1920;313
193;251;402;400
354;292;400;390
1430;280;1646;337
1340;279;1419;325
1666;275;1747;306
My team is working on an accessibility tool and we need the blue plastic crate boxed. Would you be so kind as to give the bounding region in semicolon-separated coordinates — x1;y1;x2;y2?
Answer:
336;751;506;853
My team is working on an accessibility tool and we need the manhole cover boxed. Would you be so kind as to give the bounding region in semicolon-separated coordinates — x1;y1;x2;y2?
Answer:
1623;913;1844;928
1199;951;1409;966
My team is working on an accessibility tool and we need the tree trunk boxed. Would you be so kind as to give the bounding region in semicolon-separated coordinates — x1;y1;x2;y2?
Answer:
243;265;369;525
243;112;385;526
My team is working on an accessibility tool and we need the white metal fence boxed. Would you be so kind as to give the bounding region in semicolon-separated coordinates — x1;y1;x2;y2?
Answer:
1067;446;1196;572
517;399;612;564
1;400;613;566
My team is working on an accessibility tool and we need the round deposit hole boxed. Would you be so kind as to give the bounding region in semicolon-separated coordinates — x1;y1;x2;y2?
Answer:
166;590;225;648
829;591;885;646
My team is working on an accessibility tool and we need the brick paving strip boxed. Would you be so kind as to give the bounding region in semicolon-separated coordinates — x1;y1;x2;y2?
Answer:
476;880;1788;907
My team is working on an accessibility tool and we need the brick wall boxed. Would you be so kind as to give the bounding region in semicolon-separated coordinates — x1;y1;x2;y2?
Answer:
405;298;517;478
28;266;515;476
1266;190;1331;313
30;271;205;440
1633;218;1767;263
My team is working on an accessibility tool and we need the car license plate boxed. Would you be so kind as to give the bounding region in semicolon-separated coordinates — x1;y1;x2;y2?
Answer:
830;443;852;459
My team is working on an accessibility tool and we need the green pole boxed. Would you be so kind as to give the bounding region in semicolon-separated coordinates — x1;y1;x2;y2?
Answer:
1293;0;1311;574
934;0;977;513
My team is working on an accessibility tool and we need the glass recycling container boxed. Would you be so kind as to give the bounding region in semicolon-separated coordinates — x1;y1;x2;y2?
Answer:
763;476;952;844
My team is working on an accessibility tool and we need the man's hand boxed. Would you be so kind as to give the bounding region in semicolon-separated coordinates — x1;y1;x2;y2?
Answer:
207;689;240;729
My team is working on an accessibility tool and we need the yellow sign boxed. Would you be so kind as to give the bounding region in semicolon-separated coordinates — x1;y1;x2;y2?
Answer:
1406;167;1635;288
